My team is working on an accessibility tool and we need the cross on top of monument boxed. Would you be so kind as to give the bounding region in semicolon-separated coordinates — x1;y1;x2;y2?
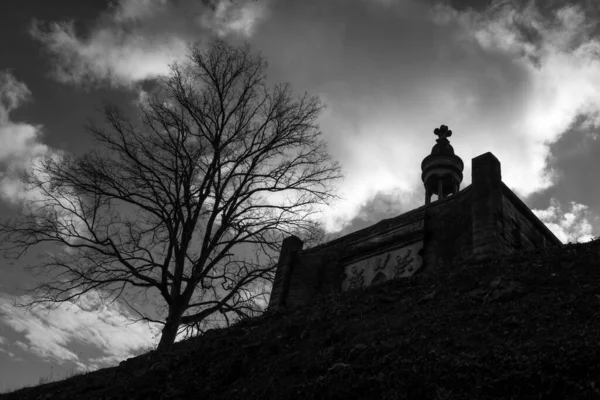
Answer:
434;125;452;141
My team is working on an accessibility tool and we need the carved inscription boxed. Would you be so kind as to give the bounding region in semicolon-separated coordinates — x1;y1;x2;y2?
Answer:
342;241;424;291
348;266;365;289
371;271;388;285
393;249;414;277
374;253;390;272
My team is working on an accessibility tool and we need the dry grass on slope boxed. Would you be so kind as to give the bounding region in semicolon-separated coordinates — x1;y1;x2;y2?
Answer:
4;239;600;399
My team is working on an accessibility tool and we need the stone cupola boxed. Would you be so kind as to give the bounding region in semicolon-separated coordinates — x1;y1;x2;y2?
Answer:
421;125;464;205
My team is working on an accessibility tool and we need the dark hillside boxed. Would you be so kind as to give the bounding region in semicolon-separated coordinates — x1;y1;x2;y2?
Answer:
4;239;600;400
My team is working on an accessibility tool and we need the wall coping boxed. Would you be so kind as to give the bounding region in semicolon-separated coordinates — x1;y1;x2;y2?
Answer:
341;232;425;265
304;185;474;254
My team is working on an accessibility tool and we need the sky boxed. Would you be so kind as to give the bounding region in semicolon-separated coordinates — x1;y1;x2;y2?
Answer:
1;0;600;391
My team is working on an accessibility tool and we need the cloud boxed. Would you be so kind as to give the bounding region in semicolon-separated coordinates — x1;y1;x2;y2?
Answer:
0;290;159;371
30;20;188;88
0;72;47;168
532;198;597;244
0;335;6;345
0;347;16;359
431;2;600;191
0;71;91;245
30;0;268;87
28;0;600;238
332;188;423;236
14;340;31;352
245;0;600;233
0;71;60;205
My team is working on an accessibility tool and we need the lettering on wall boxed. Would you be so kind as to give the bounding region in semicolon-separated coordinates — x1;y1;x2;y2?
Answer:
341;241;424;291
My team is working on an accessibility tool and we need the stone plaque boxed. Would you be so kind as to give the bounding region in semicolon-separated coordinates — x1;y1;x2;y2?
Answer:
341;241;424;291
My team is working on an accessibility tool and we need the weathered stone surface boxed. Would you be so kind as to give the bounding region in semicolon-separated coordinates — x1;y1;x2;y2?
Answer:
471;152;504;261
268;235;304;309
500;182;560;252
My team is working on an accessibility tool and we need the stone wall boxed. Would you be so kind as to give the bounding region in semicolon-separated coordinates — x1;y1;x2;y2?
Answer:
268;207;428;309
500;182;563;251
470;152;505;261
267;236;303;309
268;185;474;309
467;152;562;261
420;186;473;272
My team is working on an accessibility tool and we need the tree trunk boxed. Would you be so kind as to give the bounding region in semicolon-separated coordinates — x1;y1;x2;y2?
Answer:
157;312;182;351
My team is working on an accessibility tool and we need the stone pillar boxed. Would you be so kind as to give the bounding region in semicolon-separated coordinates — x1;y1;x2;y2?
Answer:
470;152;504;261
425;188;431;205
267;235;304;310
437;180;443;199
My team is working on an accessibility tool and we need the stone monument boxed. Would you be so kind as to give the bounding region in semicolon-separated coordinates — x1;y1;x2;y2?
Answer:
268;125;563;310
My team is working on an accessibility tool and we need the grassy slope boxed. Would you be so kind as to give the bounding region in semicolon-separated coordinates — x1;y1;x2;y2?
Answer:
4;239;600;400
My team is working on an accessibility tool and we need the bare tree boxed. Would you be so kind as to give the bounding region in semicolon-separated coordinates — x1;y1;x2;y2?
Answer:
0;40;342;350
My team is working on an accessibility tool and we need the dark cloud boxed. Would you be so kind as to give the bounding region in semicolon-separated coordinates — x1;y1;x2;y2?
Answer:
531;119;600;216
332;188;423;236
11;0;600;234
247;0;539;228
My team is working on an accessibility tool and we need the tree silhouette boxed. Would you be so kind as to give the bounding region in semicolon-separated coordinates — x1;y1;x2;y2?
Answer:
0;40;342;350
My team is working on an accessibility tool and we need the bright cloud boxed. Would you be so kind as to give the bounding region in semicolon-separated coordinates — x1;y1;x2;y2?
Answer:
200;0;269;37
30;0;268;87
25;0;600;240
0;72;47;168
30;20;188;88
251;0;600;233
0;71;90;245
0;290;159;371
430;2;600;198
533;198;596;244
0;71;58;205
